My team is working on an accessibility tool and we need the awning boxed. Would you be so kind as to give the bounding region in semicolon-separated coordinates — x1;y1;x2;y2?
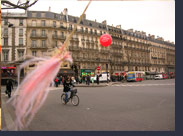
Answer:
58;69;75;74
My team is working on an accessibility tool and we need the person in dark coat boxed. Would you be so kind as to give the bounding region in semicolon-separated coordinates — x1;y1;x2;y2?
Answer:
87;75;91;85
97;75;99;85
63;76;74;102
6;80;13;98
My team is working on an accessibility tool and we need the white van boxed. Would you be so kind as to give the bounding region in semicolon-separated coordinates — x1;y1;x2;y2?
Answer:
93;72;110;82
154;74;163;80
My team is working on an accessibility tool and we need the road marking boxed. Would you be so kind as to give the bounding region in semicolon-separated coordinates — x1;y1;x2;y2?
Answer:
111;83;175;87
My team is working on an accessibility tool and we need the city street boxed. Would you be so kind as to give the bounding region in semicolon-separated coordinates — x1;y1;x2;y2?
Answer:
1;79;175;131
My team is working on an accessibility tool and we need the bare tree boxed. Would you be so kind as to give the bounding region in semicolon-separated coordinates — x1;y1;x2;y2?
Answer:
1;0;38;10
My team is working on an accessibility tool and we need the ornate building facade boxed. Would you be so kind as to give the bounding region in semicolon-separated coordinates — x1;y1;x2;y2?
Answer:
1;9;175;76
1;12;27;64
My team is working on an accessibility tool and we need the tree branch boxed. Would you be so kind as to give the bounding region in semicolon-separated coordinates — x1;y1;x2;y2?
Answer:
1;0;38;10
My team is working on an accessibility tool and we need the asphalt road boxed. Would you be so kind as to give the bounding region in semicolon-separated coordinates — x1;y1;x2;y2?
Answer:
1;79;175;131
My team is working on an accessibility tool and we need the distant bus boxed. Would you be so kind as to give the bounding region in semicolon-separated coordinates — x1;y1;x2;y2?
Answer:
127;71;144;82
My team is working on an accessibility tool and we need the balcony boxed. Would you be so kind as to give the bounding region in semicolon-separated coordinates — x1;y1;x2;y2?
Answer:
30;34;47;39
18;44;25;46
30;45;48;49
52;34;66;40
71;37;79;42
90;40;95;44
27;23;68;30
69;46;80;51
86;39;90;42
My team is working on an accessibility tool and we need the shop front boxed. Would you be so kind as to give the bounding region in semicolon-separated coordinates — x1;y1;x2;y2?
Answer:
58;69;75;77
80;69;95;77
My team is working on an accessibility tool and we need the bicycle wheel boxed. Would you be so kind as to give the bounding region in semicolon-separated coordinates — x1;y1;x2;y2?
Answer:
71;95;79;106
61;94;67;104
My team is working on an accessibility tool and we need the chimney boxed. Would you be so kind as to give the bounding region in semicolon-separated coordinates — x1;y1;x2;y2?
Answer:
127;29;133;32
102;20;107;25
63;8;68;15
116;25;121;29
82;14;86;20
48;6;51;12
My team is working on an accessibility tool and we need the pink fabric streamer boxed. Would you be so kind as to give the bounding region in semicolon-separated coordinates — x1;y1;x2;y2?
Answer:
6;48;72;130
3;0;92;130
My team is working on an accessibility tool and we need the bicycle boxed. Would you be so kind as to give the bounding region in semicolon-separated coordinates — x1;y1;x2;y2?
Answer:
61;87;79;106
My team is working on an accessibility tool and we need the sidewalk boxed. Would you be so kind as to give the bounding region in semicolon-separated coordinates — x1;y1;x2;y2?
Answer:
1;82;122;92
50;82;109;91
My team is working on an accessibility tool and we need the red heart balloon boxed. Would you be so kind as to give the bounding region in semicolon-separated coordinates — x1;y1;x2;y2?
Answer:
100;34;112;47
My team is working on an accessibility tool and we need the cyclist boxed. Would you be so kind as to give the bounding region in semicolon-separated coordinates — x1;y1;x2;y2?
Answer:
63;76;75;102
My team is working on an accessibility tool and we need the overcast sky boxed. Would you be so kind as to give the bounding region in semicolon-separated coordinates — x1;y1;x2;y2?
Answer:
2;0;175;43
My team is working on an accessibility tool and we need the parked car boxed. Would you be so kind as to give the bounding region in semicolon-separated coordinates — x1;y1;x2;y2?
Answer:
154;74;163;80
162;74;169;79
93;72;110;82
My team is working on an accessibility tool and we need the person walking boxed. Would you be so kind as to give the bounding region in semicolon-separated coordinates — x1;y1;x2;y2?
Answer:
97;75;99;85
6;80;13;98
55;77;59;87
62;76;65;85
87;75;91;85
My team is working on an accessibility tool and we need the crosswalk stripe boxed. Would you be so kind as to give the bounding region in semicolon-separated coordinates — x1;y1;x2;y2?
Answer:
111;83;175;87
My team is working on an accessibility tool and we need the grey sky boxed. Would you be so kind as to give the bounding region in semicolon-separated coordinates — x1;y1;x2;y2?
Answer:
2;0;175;43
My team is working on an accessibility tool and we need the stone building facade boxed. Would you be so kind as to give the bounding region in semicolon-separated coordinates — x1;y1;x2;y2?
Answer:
1;9;175;76
1;12;27;64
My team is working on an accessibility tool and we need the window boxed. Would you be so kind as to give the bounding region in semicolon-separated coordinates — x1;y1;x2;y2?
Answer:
4;38;8;45
64;64;68;67
85;28;88;33
55;41;58;47
54;14;57;19
32;13;37;17
41;13;46;18
4;28;8;36
61;32;64;36
42;51;46;56
19;19;23;26
32;51;37;56
90;29;93;34
42;40;46;47
42;30;46;36
53;21;56;27
32;40;37;47
19;38;23;45
32;20;36;26
32;30;36;36
54;31;57;36
3;50;9;61
41;20;46;26
69;24;72;30
4;18;8;25
18;50;24;58
19;29;23;36
60;22;63;28
81;27;84;32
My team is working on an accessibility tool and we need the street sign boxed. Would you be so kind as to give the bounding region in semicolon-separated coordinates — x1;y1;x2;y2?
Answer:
97;66;101;70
